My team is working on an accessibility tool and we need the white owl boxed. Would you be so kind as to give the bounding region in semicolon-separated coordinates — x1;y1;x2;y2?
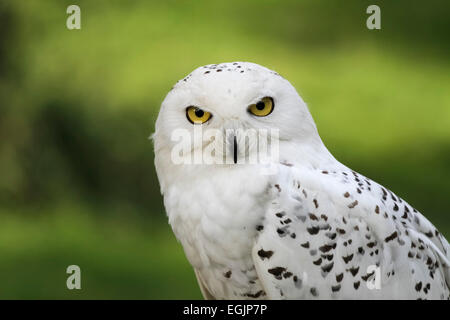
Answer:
153;62;450;300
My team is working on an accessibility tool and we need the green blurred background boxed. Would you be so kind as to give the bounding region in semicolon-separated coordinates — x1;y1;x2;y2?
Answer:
0;0;449;299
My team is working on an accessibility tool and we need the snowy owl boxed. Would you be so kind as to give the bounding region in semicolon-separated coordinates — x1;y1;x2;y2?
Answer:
153;62;450;300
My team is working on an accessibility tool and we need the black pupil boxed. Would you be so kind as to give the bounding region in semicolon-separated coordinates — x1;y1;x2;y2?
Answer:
195;109;204;118
256;101;265;110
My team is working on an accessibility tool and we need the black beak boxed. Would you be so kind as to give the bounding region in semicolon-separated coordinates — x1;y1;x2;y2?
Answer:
233;135;237;164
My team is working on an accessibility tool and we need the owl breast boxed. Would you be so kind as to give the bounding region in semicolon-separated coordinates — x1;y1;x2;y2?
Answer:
163;165;271;299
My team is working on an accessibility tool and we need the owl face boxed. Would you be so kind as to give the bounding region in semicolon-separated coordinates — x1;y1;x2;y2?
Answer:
153;62;321;180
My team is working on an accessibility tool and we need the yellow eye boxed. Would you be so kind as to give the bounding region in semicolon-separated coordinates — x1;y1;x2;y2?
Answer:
248;97;274;117
186;106;212;124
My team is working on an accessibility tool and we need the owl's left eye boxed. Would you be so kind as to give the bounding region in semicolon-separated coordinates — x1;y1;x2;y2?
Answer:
248;97;274;117
186;106;212;124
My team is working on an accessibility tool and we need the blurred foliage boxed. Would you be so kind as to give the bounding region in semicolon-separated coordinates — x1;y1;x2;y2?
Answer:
0;0;449;298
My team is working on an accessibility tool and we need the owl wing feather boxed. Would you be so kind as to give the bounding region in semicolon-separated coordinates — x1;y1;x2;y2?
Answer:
252;164;450;299
194;269;216;300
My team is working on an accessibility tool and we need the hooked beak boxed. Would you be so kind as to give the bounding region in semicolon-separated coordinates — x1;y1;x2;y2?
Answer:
233;135;237;164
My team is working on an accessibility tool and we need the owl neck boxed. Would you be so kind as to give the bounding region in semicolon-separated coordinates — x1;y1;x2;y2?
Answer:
155;135;344;197
278;136;344;172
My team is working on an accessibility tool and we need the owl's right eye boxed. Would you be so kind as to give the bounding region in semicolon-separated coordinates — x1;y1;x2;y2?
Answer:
186;106;212;124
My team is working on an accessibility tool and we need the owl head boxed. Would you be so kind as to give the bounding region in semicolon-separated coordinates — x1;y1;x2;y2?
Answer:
153;62;333;190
